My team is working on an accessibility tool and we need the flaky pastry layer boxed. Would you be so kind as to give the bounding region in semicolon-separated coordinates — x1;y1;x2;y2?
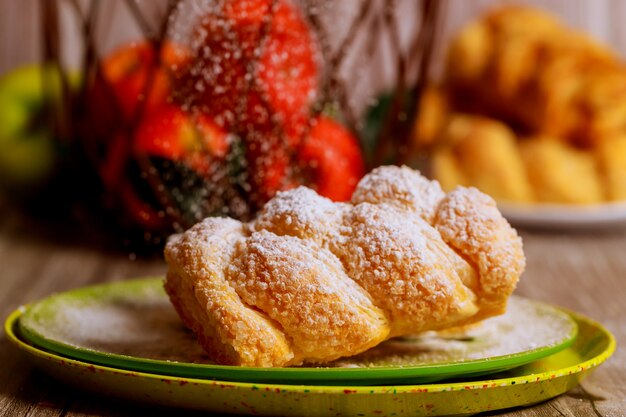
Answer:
165;165;525;367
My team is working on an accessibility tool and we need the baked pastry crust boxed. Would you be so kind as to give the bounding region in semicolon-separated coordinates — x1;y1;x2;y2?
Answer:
164;218;294;367
165;166;525;367
520;137;603;204
433;115;533;203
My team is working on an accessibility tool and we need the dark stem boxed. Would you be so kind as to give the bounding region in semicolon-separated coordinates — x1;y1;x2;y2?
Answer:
405;0;443;159
328;0;373;69
386;0;409;162
371;0;441;168
123;0;155;40
41;0;63;142
303;1;369;134
130;0;187;231
77;0;106;168
399;0;442;164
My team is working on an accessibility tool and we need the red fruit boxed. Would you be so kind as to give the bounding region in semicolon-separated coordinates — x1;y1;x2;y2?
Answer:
184;0;318;140
93;42;190;206
244;117;294;207
109;105;231;231
223;0;272;43
297;117;365;201
257;0;318;141
93;41;189;124
133;105;229;175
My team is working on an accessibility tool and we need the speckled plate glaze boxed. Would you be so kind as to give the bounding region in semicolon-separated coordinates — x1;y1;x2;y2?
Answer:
6;305;614;417
499;201;626;230
17;278;577;385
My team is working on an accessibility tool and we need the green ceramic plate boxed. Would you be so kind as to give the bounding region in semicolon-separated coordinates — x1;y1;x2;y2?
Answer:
17;278;577;385
6;305;614;417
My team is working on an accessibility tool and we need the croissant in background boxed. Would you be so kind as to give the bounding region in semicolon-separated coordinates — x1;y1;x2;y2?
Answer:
416;6;626;204
520;137;603;204
164;166;525;367
431;114;533;203
446;5;620;149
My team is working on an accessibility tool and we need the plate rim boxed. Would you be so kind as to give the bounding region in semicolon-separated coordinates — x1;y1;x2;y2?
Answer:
498;200;626;228
5;305;616;392
16;278;579;383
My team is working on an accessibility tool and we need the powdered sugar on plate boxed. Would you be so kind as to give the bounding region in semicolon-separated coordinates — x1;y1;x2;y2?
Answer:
329;295;576;368
20;279;576;369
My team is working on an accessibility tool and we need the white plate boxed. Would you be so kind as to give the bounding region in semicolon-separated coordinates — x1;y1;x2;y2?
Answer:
498;201;626;230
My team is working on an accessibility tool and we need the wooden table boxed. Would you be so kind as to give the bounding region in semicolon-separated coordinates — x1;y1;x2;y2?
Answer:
0;206;624;417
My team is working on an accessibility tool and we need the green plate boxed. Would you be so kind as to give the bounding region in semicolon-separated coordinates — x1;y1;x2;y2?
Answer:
17;278;578;385
6;304;614;417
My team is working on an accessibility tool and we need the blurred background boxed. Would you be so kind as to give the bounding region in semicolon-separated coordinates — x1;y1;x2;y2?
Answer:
2;0;626;253
7;1;626;77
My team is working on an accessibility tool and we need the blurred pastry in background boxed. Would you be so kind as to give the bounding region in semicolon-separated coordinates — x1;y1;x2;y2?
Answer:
414;5;626;206
411;85;450;149
446;5;620;149
596;135;626;201
432;115;532;203
519;137;603;204
431;148;465;194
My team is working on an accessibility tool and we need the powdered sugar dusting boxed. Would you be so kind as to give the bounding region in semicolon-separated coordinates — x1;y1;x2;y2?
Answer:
163;166;526;366
251;186;348;247
329;295;575;368
352;165;445;224
23;283;212;363
23;285;574;370
435;187;525;303
336;203;477;336
227;229;388;361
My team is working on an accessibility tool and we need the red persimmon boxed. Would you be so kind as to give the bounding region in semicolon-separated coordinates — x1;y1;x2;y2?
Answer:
297;117;365;201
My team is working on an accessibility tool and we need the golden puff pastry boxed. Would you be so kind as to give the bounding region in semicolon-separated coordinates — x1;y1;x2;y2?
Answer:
520;137;603;204
446;5;619;149
337;202;479;337
432;115;533;203
595;135;626;201
435;187;525;320
165;166;525;367
228;230;390;363
351;164;445;223
164;218;294;367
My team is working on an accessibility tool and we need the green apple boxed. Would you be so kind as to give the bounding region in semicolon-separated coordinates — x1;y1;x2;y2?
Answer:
0;64;75;191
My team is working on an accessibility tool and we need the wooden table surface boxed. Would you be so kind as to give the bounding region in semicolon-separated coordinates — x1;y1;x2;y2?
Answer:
0;205;624;417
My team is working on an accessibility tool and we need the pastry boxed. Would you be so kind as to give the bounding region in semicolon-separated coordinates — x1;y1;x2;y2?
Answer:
446;6;619;149
520;137;603;204
165;166;525;367
350;164;445;223
429;116;610;205
431;147;466;193
164;218;294;367
411;85;450;149
432;115;533;203
596;135;626;201
434;187;525;320
420;6;626;205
